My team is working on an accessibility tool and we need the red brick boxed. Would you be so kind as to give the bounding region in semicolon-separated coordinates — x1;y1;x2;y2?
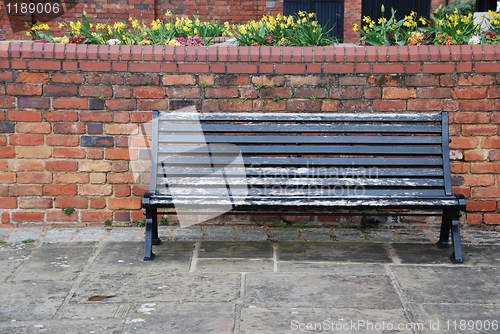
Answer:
454;112;491;124
81;211;113;222
53;123;86;134
44;111;78;122
107;173;136;184
464;150;488;161
452;87;487;99
29;60;61;70
6;84;42;96
323;64;355;74
129;62;160;73
423;63;455;73
463;174;495;187
46;160;78;171
489;150;500;161
46;135;80;147
7;110;42;122
16;122;51;134
17;172;52;184
46;210;78;222
54;197;88;209
484;214;500;225
260;87;292;99
466;200;497;212
462;125;498;136
51;73;85;84
53;148;86;159
168;87;201;99
9;160;44;171
459;100;495;111
0;198;17;209
19;198;53;209
16;72;50;84
407;99;442;111
10;185;43;196
372;100;406;111
449;137;479;149
137;99;169;111
79;184;113;196
458;74;495;86
90;198;107;209
219;99;253;112
417;88;451;99
10;134;44;146
252;100;286;112
12;212;44;222
108;197;142;210
79;86;113;97
44;85;78;96
80;61;111;72
466;213;483;225
44;184;78;196
381;88;415;99
106;148;138;160
471;163;500;174
321;100;338;112
482;138;500;149
16;147;52;159
52;97;88;109
294;88;326;99
178;64;209;73
114;185;131;197
104;124;138;135
133;87;166;99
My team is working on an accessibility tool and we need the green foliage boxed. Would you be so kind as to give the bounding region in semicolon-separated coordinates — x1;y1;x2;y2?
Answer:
160;216;169;226
442;0;476;16
234;11;337;46
22;238;35;244
104;219;113;227
62;207;75;216
137;219;146;228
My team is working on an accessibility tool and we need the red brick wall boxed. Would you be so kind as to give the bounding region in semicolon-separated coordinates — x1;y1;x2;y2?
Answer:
1;41;499;227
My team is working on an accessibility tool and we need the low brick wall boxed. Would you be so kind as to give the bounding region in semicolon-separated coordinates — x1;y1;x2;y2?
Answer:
0;42;499;228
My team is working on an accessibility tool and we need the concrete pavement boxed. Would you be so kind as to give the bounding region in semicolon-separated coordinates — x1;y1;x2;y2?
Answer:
0;225;500;333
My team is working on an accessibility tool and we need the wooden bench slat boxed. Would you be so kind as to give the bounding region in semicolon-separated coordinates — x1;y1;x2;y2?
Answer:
159;156;443;166
158;112;442;122
159;135;443;145
158;145;442;156
159;123;442;134
158;167;444;178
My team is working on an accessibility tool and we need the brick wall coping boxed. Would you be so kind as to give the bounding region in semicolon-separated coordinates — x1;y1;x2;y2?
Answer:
1;41;499;64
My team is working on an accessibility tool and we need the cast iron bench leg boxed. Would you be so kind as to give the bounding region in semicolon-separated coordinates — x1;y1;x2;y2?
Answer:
436;213;451;249
450;212;463;264
143;207;156;261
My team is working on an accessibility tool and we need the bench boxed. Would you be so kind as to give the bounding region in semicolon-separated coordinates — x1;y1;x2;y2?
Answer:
142;111;466;263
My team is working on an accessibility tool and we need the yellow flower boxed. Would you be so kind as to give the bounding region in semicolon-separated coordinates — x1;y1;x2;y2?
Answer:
457;30;461;34
311;21;317;27
301;17;307;24
378;18;387;24
419;17;427;25
138;39;152;45
165;10;172;18
308;13;314;19
193;28;198;35
58;22;64;29
353;23;359;32
26;31;32;37
298;11;305;17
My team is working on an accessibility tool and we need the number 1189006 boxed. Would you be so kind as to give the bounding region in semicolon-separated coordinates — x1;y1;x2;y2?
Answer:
6;2;60;14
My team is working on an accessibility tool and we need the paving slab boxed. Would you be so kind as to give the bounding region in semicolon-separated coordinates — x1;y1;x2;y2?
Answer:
41;228;77;243
461;245;500;266
300;228;332;241
88;241;193;274
333;228;366;242
238;227;268;241
13;242;96;282
397;228;432;243
57;302;132;320
125;302;235;333
390;243;455;264
0;319;125;334
204;226;236;241
0;282;71;321
72;228;107;242
0;228;11;241
364;229;399;243
173;226;204;241
107;228;141;242
277;262;388;275
391;266;500;304
239;307;412;334
412;303;500;334
0;243;36;282
277;242;392;263
7;228;44;243
269;228;299;241
244;273;402;308
198;241;273;259
195;258;274;272
73;272;241;304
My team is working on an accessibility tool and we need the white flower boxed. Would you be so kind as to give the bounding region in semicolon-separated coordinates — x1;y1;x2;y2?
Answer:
468;35;481;45
106;38;121;45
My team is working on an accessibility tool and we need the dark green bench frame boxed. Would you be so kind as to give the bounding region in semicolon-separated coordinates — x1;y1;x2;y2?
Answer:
143;111;466;263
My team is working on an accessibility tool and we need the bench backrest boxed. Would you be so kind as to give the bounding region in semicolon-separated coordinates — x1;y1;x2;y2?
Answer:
150;111;453;199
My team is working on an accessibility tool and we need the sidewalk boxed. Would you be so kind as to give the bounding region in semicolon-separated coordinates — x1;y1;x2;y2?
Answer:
0;225;500;333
